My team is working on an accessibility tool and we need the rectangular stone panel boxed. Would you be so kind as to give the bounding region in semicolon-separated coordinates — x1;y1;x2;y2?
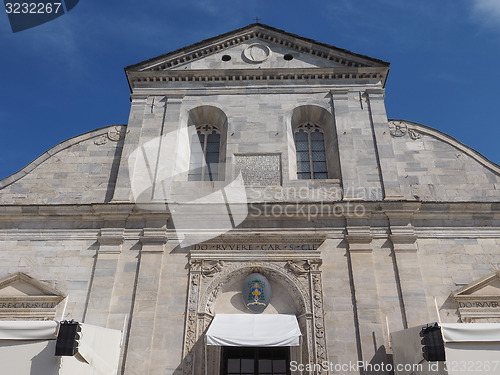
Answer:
235;153;282;186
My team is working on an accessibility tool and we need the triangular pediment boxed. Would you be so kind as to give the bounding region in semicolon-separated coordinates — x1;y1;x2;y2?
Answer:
126;23;389;73
454;271;500;298
453;271;500;322
0;273;65;320
0;272;64;298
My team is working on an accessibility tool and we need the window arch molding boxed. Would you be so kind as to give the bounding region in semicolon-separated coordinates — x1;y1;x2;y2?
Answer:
186;105;228;181
289;105;341;181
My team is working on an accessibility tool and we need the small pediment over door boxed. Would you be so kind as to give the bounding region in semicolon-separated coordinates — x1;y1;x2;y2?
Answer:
453;271;500;322
0;272;65;320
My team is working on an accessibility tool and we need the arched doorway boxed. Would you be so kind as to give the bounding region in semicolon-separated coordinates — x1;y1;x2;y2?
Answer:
182;260;327;375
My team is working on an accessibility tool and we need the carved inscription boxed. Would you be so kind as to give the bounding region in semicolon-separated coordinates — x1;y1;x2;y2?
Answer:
192;243;319;251
235;154;282;186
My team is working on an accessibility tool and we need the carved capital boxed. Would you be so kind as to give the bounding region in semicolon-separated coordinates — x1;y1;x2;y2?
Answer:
345;226;372;252
97;228;124;254
365;87;385;99
140;228;168;244
330;89;349;100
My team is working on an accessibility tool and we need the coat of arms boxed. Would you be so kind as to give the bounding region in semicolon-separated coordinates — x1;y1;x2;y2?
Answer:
242;273;272;313
247;279;266;307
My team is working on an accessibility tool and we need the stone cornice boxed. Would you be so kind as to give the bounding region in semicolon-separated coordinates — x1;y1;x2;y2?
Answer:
127;67;388;89
2;202;500;224
3;226;500;241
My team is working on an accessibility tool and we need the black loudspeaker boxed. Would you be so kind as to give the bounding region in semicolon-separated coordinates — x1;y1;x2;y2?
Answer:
55;320;81;356
419;323;446;362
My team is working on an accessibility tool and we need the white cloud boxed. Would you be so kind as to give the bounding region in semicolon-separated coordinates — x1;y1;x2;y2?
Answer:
471;0;500;26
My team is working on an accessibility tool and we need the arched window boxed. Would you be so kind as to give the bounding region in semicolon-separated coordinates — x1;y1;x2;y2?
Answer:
188;124;221;181
294;122;327;180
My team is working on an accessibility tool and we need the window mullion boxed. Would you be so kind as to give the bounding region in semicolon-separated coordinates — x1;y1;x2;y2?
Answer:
307;131;314;179
201;132;208;180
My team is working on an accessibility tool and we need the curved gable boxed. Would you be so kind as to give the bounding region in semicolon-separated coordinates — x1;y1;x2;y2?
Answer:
0;125;126;205
390;120;500;202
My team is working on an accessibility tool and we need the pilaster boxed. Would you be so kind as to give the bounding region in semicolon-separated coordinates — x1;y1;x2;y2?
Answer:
388;213;430;327
112;95;149;201
366;88;404;200
331;89;382;200
152;96;184;200
84;228;124;326
124;228;167;375
345;224;388;371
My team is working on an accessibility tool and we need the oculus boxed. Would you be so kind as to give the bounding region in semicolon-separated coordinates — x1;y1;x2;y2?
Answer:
243;44;271;63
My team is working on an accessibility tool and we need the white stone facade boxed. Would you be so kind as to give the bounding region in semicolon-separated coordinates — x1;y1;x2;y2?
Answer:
1;24;500;375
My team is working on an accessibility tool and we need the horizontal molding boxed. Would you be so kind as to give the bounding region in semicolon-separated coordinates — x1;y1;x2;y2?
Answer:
1;226;500;241
128;67;388;88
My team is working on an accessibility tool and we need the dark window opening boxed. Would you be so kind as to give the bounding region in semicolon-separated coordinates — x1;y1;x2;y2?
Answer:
188;124;221;181
294;122;327;180
283;54;293;61
221;346;290;375
222;55;232;62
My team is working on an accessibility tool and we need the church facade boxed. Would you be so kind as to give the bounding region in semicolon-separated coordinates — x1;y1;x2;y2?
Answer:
1;24;500;375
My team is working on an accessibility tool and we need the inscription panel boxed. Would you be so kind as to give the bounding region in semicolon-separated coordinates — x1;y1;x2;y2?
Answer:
235;153;282;186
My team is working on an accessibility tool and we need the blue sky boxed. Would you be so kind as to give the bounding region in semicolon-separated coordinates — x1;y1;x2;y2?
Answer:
1;0;500;180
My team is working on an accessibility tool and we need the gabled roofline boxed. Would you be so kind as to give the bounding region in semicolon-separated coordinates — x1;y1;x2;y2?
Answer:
0;272;65;298
125;23;390;73
453;270;500;297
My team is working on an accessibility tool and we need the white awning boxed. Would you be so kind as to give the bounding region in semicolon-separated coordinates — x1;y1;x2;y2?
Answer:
0;320;58;340
441;323;500;342
441;323;500;375
0;321;122;375
206;314;301;347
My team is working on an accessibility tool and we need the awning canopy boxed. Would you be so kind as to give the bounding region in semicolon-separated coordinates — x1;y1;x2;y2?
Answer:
206;314;301;347
0;320;58;340
441;323;500;343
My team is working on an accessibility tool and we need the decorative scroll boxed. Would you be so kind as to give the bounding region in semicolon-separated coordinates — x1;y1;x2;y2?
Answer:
201;260;225;278
286;259;323;277
94;126;129;145
388;120;422;140
408;128;422;140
